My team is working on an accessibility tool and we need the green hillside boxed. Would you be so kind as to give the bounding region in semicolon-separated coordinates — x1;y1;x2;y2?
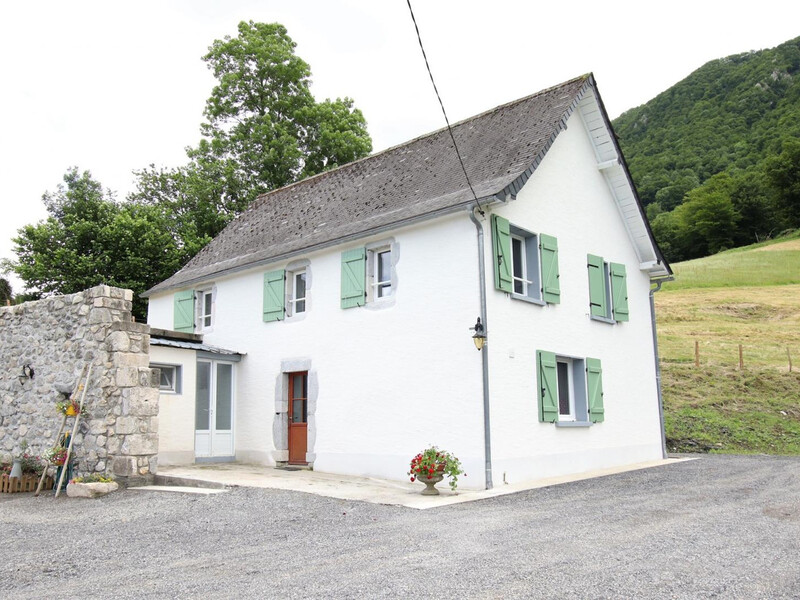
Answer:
655;233;800;454
612;36;800;263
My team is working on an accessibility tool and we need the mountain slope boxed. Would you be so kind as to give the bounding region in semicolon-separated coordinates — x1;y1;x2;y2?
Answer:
613;36;800;210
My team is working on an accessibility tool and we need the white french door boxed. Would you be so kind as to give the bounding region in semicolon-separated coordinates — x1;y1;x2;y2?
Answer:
195;360;235;458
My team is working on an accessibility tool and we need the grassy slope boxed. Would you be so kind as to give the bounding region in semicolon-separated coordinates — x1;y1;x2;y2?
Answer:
655;233;800;454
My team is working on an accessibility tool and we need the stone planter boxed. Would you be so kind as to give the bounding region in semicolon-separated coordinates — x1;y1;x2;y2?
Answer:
66;481;119;498
416;472;445;496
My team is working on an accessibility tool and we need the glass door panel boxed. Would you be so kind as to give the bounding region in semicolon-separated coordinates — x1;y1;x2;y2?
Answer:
195;362;211;430
215;363;232;430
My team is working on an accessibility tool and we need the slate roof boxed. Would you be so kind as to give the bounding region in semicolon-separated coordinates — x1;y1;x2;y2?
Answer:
146;74;653;295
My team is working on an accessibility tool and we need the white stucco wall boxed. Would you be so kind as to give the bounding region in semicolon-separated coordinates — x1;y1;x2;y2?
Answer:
149;345;197;466
483;111;663;483
148;214;488;488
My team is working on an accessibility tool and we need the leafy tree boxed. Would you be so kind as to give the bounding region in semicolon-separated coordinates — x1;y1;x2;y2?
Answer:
11;168;187;319
764;138;800;229
0;277;11;305
675;174;740;257
133;21;373;243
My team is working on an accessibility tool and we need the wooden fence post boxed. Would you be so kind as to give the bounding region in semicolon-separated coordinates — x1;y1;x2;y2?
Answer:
694;340;700;367
789;348;793;373
739;344;743;370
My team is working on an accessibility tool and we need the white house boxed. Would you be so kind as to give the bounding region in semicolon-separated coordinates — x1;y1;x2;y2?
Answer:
144;74;672;490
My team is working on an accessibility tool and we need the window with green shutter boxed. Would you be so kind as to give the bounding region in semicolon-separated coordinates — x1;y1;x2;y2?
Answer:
539;234;560;304
263;270;286;322
537;351;602;426
588;255;629;323
609;263;629;322
492;215;558;305
492;215;513;293
586;357;604;423
341;248;366;309
173;289;195;332
537;350;559;423
587;254;608;318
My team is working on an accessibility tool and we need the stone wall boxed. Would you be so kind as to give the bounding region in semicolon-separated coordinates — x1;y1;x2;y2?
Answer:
0;285;159;484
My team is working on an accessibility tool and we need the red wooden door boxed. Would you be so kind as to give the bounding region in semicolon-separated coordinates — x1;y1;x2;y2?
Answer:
287;372;308;464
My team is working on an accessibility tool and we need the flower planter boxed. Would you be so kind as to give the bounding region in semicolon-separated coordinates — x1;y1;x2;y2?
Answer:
66;481;119;498
416;472;445;495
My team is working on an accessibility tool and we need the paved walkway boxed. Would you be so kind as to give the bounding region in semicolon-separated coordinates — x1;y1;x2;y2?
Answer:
155;457;692;509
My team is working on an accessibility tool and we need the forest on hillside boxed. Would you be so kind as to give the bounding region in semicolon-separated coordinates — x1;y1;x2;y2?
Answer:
612;36;800;262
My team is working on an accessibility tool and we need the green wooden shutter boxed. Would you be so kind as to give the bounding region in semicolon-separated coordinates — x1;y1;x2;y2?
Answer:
586;357;604;423
587;254;607;317
263;270;285;322
539;234;560;304
491;214;512;293
610;262;629;322
537;350;559;423
173;289;195;332
341;248;366;308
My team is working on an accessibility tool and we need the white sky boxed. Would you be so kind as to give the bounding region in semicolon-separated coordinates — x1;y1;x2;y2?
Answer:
1;0;798;292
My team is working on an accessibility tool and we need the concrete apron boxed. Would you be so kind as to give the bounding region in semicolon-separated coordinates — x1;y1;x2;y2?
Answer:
155;458;696;510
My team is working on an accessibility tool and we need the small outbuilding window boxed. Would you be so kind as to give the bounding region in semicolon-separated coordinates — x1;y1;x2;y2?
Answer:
152;363;182;394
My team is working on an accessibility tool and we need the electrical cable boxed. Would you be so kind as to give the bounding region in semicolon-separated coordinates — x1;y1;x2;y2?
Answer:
405;0;484;216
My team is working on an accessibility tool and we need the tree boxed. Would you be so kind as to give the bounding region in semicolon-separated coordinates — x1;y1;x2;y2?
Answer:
12;168;187;319
764;138;800;229
133;21;372;242
0;277;11;305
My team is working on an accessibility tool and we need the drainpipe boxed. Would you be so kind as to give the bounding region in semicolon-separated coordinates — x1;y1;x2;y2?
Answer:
649;276;674;459
469;207;493;490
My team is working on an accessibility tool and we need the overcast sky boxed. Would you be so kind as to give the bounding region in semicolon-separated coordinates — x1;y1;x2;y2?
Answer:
1;0;798;291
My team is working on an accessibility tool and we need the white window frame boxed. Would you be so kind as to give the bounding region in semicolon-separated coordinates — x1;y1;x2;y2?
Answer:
365;239;397;306
373;248;392;298
556;358;575;421
509;226;544;305
196;288;214;332
287;268;307;317
152;363;182;394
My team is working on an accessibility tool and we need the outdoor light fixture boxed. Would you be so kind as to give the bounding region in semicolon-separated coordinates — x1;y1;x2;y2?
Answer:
18;364;34;385
471;317;486;351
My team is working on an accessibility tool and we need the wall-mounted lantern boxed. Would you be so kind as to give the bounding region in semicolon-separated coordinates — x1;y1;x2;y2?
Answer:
471;317;486;351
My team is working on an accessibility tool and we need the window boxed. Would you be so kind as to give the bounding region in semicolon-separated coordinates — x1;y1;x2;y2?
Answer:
263;263;311;322
370;247;392;299
587;255;629;322
198;289;213;330
537;351;604;424
492;214;559;304
340;241;397;309
289;269;307;316
172;287;214;332
152;363;182;394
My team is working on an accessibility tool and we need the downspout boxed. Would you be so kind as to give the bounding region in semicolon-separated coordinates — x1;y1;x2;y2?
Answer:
649;276;674;459
469;207;493;490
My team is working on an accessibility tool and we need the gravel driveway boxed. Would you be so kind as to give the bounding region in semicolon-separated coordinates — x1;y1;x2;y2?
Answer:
2;454;798;599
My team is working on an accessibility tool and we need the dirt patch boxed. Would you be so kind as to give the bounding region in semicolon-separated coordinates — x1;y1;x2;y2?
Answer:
763;504;800;521
753;238;800;252
705;303;777;319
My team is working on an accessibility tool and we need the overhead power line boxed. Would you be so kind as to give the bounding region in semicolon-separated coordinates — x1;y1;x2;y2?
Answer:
405;0;484;215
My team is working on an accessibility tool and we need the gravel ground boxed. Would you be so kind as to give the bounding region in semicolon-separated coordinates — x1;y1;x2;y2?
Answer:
1;454;799;599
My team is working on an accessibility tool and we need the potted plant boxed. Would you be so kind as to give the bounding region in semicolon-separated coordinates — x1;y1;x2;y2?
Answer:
67;473;118;498
45;446;69;467
408;446;465;495
56;398;80;416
